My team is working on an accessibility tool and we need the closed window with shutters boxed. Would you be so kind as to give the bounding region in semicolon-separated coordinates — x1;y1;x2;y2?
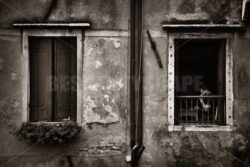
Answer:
29;37;77;122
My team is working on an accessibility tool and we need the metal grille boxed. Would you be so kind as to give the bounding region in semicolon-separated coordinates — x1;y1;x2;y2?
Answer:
175;96;225;125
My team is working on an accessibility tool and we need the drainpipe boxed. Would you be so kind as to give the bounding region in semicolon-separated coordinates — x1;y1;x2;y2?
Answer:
129;0;145;166
130;0;136;149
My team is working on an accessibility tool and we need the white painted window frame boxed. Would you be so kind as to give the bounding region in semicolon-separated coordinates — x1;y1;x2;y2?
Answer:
21;29;83;124
167;32;234;131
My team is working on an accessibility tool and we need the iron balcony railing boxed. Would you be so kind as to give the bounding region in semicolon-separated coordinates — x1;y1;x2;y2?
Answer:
175;95;225;125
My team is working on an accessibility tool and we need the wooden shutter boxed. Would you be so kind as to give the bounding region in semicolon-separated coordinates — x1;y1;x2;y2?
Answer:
54;37;77;121
217;40;226;124
217;40;226;95
29;37;53;121
29;37;77;122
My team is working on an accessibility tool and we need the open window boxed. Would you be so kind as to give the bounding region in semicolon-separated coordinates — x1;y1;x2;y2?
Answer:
167;33;234;131
174;39;226;125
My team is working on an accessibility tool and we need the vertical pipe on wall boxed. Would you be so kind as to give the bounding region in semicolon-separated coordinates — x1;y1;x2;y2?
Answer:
130;0;145;166
136;0;144;147
130;0;136;149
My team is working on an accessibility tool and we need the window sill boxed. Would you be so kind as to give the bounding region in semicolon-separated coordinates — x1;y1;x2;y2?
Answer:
168;125;232;131
162;24;243;31
29;121;63;125
28;121;80;125
13;23;91;28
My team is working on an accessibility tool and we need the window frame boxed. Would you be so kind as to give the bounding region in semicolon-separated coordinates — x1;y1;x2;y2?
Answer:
167;32;234;131
21;29;83;124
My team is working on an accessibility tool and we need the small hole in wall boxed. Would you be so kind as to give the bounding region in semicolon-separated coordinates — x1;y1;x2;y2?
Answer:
170;115;172;118
229;115;232;119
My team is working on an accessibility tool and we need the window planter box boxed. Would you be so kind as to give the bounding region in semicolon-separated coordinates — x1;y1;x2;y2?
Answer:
14;120;82;144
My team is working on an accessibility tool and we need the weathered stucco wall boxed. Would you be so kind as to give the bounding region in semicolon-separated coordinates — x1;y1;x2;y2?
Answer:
0;0;130;166
144;0;241;29
0;0;250;167
140;0;250;166
140;34;250;167
0;0;241;29
0;29;129;167
0;0;129;30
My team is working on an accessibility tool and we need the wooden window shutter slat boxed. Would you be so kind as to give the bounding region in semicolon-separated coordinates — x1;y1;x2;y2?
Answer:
29;37;53;121
217;40;226;124
70;39;77;121
54;37;77;121
217;41;226;95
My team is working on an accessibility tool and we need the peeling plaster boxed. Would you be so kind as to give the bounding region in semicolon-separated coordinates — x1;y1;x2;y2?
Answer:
104;95;109;102
104;105;112;113
95;60;103;69
107;79;123;91
114;40;121;48
83;79;125;124
84;108;119;124
83;36;127;126
83;94;119;123
102;14;111;23
11;72;17;80
87;83;100;92
116;79;123;89
87;47;94;56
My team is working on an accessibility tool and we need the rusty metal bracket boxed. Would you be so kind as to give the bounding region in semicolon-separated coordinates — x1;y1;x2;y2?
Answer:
146;30;163;68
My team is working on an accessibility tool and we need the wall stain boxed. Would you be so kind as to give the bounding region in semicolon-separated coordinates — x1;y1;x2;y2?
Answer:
238;65;250;87
178;0;195;14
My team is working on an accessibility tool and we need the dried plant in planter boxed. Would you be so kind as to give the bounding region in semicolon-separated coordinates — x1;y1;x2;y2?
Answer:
14;121;82;144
